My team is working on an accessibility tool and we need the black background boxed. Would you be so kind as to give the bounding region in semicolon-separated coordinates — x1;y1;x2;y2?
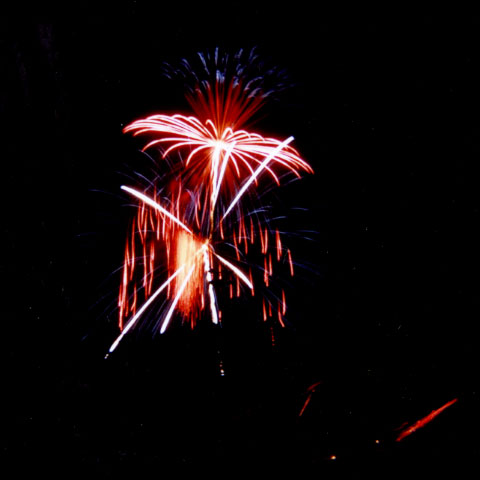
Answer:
2;4;479;475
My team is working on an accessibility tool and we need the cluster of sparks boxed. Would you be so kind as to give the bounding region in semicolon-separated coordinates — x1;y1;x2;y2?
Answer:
108;49;313;355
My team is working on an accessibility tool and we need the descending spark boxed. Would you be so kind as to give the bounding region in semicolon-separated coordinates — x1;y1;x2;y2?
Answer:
172;232;205;319
203;248;219;325
396;398;458;442
213;252;253;289
299;381;322;417
298;395;313;417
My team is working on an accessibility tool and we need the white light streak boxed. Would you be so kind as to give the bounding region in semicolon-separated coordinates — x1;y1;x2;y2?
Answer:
203;248;219;325
121;185;192;234
108;265;186;354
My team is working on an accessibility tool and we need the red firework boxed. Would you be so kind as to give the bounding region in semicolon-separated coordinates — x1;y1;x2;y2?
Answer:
108;49;313;354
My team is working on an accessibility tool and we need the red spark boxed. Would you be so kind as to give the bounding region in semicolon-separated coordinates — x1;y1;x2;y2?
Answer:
298;395;313;417
396;398;458;442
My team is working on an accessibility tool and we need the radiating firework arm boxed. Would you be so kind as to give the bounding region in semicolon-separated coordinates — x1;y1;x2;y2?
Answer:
221;136;295;221
210;144;221;211
211;142;235;211
121;185;193;234
108;265;186;355
213;252;253;289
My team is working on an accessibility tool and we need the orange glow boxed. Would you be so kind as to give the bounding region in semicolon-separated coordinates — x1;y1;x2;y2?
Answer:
171;231;205;324
130;283;137;313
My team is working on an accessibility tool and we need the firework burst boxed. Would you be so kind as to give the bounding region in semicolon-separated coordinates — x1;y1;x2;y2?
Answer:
108;48;313;355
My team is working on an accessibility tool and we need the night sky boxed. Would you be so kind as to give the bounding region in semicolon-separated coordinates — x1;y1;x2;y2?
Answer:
2;5;479;475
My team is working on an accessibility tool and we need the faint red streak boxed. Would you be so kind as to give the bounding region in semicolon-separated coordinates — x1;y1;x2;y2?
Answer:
299;381;323;417
396;398;458;442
